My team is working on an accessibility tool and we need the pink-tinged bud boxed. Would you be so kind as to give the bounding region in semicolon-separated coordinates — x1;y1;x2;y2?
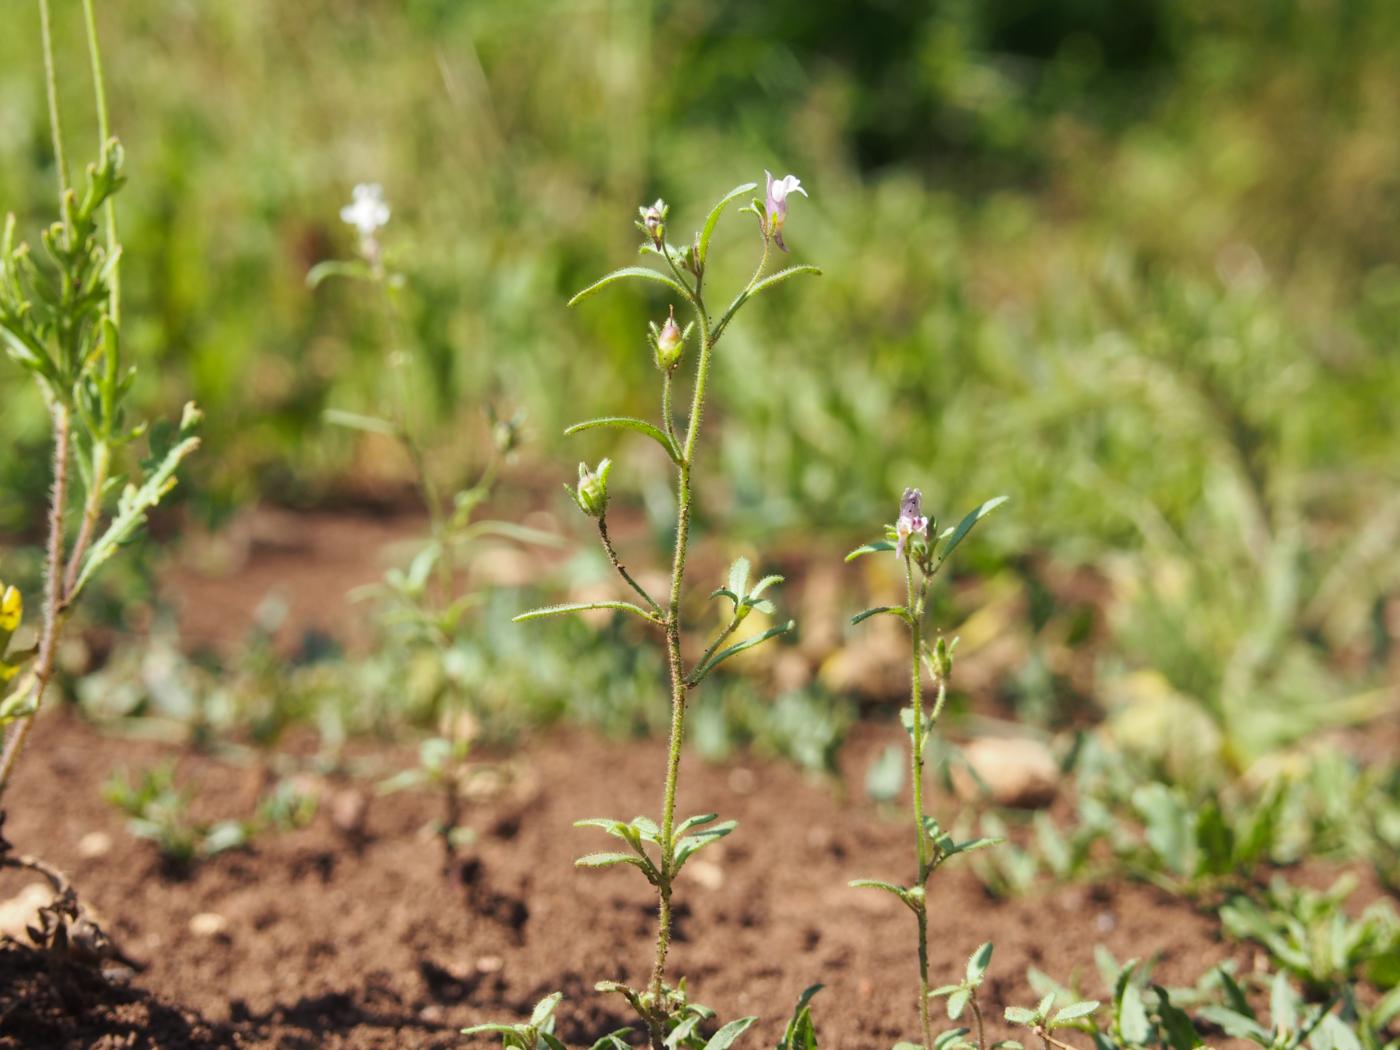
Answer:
895;487;929;559
655;306;685;370
638;198;668;247
764;171;808;252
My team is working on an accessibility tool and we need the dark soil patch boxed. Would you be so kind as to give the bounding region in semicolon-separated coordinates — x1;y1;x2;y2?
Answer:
1;713;1240;1049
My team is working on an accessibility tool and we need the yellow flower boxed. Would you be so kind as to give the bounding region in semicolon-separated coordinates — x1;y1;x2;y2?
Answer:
0;584;20;635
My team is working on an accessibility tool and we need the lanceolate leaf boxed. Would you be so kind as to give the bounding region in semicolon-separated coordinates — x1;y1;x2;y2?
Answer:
850;605;909;626
748;265;822;299
73;413;201;600
565;416;681;463
937;496;1008;566
698;182;758;266
845;539;895;561
689;620;794;681
514;601;662;625
568;266;689;307
323;408;399;437
703;1016;757;1050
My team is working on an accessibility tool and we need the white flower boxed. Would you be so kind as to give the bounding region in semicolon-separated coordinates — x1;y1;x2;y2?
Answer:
764;170;808;251
340;183;390;239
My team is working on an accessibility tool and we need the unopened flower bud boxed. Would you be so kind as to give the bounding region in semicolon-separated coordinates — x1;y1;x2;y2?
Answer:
654;307;685;370
932;635;955;679
573;459;612;518
492;411;523;457
637;198;668;248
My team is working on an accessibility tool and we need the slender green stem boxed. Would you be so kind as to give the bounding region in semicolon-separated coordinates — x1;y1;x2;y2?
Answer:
38;0;72;234
649;288;714;1027
690;615;740;684
905;554;935;1050
598;516;661;615
81;0;119;328
971;994;988;1050
661;370;679;452
0;403;71;796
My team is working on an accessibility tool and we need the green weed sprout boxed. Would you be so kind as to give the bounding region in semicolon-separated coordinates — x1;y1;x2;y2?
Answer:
471;177;819;1047
0;1;199;799
310;182;554;862
846;488;1007;1050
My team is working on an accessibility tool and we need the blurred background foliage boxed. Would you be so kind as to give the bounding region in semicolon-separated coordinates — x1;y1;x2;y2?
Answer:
0;0;1397;780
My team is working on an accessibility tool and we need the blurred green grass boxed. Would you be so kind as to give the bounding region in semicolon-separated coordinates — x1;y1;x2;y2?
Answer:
1;0;1397;769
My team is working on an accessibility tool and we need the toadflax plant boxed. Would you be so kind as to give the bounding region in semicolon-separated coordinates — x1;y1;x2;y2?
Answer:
310;183;554;865
467;176;820;1048
0;0;199;955
845;489;1009;1050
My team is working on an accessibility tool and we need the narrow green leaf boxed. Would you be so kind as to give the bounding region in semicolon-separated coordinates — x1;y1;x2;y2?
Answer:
937;496;1008;565
850;605;909;626
568;266;688;307
690;621;794;682
306;258;373;287
845;539;895;561
967;942;994;984
1197;1006;1269;1043
674;820;737;868
948;988;971;1020
460;1023;520;1036
748;265;822;299
748;574;784;599
1004;1007;1038;1026
849;878;916;912
529;993;563;1028
727;557;751;600
74;422;201;599
676;813;719;836
1051;1001;1100;1027
935;1028;972;1050
698;182;758;265
575;852;647;870
564;416;680;463
703;1016;757;1050
514;601;660;624
323;408;399;437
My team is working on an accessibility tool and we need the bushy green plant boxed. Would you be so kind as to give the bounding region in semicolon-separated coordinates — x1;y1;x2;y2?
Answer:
0;0;197;816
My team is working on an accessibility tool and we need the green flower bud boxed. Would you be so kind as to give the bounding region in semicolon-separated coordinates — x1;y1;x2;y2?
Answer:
572;459;612;518
932;635;957;680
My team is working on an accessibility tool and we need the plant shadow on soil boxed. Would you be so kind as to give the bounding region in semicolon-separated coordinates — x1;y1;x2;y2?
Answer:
0;711;1244;1050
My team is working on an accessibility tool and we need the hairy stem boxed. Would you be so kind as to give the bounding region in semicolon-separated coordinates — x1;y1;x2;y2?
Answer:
906;555;934;1050
0;404;71;796
971;993;987;1050
598;517;661;615
648;292;714;1033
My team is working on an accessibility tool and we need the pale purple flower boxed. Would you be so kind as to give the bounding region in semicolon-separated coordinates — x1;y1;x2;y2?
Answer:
340;183;390;243
895;487;929;559
764;171;808;251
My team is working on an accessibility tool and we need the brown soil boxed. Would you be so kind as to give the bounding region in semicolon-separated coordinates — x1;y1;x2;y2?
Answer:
1;712;1241;1050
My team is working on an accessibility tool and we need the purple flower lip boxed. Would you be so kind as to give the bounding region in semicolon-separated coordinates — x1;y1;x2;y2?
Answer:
895;487;929;558
764;171;808;252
